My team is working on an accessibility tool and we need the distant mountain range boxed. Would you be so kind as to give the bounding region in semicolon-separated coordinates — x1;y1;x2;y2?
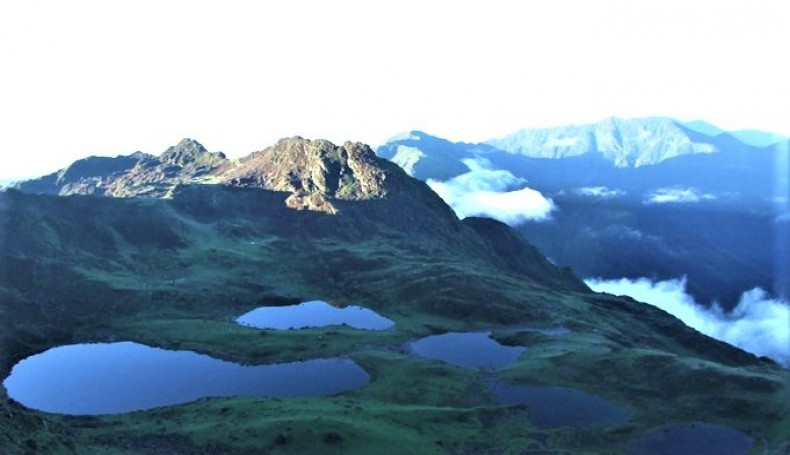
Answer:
378;117;790;306
684;119;789;147
485;116;787;166
487;117;724;167
381;119;787;204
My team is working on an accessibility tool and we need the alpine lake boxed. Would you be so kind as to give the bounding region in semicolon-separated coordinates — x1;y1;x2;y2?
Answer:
3;300;757;454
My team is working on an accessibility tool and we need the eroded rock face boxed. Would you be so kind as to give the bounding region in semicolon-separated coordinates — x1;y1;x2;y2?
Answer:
15;138;230;199
222;137;393;212
13;137;423;214
160;138;226;168
104;139;230;198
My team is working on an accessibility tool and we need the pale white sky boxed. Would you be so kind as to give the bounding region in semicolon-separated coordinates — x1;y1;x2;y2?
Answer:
1;0;788;179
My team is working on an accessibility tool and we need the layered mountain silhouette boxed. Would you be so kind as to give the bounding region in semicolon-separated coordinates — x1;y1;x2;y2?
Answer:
379;117;786;201
487;117;722;167
685;119;789;147
377;118;789;306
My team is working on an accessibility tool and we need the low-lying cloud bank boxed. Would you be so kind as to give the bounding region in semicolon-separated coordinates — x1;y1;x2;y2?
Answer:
575;186;625;198
427;158;554;225
585;277;790;367
645;187;715;204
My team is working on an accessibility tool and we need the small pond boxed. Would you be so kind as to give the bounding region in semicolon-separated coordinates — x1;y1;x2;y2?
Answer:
409;332;526;369
236;300;395;330
487;379;631;428
2;342;370;415
628;422;753;455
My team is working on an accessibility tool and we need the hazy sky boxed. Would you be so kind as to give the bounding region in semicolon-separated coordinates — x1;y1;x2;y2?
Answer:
1;0;788;179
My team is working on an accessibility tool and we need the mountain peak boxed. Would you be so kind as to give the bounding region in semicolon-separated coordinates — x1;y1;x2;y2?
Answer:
224;137;400;213
160;138;225;166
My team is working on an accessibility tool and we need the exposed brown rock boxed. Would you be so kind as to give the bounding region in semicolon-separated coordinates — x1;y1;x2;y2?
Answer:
14;137;410;214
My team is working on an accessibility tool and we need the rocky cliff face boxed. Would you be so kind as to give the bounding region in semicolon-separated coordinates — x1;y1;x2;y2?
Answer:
13;137;427;215
14;138;229;198
102;138;230;198
224;137;400;213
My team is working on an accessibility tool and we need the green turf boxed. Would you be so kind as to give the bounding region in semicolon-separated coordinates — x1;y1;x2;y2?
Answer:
1;188;787;454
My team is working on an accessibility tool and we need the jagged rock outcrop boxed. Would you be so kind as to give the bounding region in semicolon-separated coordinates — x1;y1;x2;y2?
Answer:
14;136;463;222
104;138;229;198
160;138;226;167
14;139;229;198
16;137;423;211
223;138;392;213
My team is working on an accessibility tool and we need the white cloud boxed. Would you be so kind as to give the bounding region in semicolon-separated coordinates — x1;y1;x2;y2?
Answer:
575;186;625;198
585;277;790;367
645;187;715;204
428;158;554;225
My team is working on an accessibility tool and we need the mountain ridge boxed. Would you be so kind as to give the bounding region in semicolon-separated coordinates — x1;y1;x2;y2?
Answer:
378;117;784;176
376;119;782;201
486;117;723;167
15;137;419;212
10;136;586;293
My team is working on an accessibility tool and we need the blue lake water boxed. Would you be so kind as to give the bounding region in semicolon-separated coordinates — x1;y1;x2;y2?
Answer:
409;332;526;369
2;342;370;415
236;300;395;330
487;379;631;428
628;422;753;455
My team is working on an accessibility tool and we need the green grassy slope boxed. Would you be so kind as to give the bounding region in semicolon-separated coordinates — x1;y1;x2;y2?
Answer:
0;186;787;454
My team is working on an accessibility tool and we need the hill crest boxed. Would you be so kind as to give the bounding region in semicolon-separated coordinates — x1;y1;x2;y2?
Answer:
14;137;421;214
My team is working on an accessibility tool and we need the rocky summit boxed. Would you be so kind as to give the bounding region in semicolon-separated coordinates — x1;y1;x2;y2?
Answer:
15;137;424;214
14;138;229;199
224;138;404;213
